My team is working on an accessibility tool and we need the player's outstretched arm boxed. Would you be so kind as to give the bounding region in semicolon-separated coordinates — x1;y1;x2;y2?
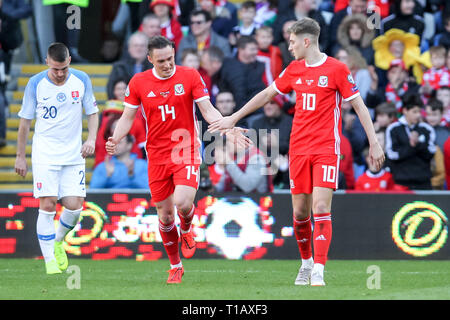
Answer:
105;106;137;155
15;118;31;177
208;85;278;133
350;95;385;170
197;98;252;148
81;112;99;158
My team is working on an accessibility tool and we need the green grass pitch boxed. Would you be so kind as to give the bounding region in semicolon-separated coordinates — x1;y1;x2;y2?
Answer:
1;259;449;300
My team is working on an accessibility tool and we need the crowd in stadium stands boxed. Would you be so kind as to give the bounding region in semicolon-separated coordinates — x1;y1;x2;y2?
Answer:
2;0;450;192
0;0;32;148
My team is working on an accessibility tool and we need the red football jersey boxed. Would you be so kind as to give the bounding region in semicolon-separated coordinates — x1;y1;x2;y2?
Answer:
273;54;360;155
124;66;209;165
422;66;450;91
355;169;395;191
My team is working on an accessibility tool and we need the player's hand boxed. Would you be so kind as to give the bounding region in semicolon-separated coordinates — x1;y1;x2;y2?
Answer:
369;141;385;172
208;116;237;134
81;139;95;158
105;137;118;155
14;156;28;178
224;127;253;149
409;131;419;147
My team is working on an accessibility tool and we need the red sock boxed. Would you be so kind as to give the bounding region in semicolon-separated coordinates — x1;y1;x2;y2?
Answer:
178;204;195;233
159;220;180;265
313;213;332;265
293;215;312;260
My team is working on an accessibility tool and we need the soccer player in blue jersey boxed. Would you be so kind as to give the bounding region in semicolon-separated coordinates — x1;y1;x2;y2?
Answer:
14;43;99;274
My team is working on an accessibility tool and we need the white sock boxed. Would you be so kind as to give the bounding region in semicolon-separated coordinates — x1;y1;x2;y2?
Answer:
37;209;56;263
170;262;183;269
55;207;82;242
302;257;314;268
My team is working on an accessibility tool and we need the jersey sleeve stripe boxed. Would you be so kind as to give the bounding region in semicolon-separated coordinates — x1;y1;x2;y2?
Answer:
343;92;360;102
123;102;140;109
194;96;210;103
272;82;287;95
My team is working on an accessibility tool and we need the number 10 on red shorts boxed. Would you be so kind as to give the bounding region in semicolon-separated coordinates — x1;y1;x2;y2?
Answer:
289;154;340;194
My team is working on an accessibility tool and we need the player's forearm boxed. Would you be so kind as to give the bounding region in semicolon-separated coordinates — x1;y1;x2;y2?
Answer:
351;96;378;145
16;119;31;158
198;99;224;124
111;109;136;141
86;113;99;142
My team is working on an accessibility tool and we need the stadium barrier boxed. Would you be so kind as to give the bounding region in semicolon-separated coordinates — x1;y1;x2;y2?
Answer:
0;190;448;260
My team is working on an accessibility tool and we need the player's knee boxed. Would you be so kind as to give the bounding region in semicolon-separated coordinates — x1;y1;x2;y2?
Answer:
293;208;310;220
174;200;192;215
62;197;84;211
312;200;331;214
39;198;57;212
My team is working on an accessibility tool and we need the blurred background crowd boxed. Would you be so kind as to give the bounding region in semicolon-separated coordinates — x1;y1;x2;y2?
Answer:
1;0;450;192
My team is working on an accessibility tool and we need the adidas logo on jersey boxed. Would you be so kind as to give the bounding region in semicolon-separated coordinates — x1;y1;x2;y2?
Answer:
296;78;302;84
147;91;156;97
315;235;326;241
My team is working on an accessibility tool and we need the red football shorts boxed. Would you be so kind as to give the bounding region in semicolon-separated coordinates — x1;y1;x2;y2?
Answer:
147;162;200;203
289;154;340;194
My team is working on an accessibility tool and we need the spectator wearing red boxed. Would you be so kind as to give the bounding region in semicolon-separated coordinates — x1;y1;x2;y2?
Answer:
95;79;146;168
421;46;450;97
355;147;395;191
149;0;183;48
334;0;392;18
255;26;283;86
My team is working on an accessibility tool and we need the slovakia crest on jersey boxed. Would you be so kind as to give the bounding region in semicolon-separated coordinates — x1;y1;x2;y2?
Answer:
174;84;185;96
318;76;328;87
72;91;79;101
57;92;66;102
37;182;42;190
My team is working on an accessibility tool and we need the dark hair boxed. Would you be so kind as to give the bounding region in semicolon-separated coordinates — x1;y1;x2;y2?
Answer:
241;1;256;10
147;35;174;55
190;9;212;23
375;102;397;118
203;46;225;63
402;92;424;110
426;98;444;113
47;42;70;62
443;11;450;25
237;35;258;50
103;114;122;141
438;86;450;92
